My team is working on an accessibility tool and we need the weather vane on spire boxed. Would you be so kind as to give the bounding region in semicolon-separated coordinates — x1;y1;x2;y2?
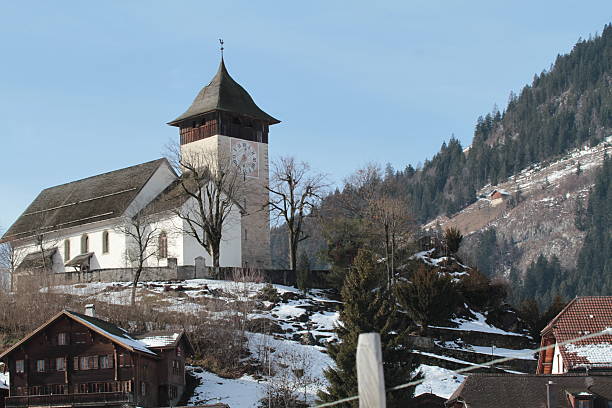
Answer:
219;38;224;58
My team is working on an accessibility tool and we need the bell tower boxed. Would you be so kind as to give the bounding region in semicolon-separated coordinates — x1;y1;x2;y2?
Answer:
168;58;279;268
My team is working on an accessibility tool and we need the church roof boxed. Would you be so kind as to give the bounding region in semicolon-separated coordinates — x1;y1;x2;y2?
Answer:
2;159;169;242
140;177;245;216
168;58;280;126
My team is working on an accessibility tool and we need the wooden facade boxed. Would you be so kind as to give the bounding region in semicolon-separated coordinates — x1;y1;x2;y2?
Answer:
179;111;269;146
0;310;192;408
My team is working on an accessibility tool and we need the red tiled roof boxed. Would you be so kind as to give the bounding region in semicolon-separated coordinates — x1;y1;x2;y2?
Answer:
542;296;612;370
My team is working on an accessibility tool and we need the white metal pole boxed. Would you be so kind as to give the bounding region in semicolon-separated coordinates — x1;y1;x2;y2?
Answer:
356;333;386;407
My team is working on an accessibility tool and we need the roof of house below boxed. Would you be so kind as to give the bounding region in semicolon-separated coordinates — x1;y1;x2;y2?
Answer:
446;373;612;408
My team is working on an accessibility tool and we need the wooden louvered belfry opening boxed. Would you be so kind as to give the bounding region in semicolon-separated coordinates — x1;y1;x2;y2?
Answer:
179;111;269;146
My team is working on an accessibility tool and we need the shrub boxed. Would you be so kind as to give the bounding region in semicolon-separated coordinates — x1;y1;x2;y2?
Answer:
257;283;281;303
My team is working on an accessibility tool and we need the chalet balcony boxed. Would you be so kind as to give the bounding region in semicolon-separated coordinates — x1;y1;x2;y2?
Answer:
5;392;133;407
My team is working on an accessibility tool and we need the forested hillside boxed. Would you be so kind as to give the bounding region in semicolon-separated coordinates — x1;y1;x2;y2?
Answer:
381;23;611;223
272;24;611;261
511;154;612;305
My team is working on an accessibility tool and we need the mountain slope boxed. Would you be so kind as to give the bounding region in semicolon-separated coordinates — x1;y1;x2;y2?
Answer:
426;136;611;276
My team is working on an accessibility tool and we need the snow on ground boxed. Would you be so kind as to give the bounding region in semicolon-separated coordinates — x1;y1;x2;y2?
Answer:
0;372;8;389
47;278;534;403
415;365;464;399
508;135;611;192
432;311;528;337
437;341;536;360
412;350;488;368
188;334;334;407
247;333;334;384
188;368;263;407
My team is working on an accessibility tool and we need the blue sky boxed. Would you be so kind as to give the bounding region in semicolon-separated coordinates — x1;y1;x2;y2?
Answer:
0;1;610;229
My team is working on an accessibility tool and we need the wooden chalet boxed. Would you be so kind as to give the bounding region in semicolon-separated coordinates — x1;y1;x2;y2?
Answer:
0;305;193;408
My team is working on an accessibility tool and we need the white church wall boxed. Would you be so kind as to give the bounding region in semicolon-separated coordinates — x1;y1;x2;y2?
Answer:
144;216;183;268
180;196;242;268
14;220;129;274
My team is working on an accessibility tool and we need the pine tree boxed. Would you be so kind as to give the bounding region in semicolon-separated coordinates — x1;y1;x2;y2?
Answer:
396;265;459;334
318;250;421;407
444;227;463;254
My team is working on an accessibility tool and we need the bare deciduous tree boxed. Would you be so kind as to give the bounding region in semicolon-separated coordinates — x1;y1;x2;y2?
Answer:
0;238;26;292
28;212;60;288
266;157;327;271
167;144;244;268
367;195;415;285
115;209;160;305
259;347;323;407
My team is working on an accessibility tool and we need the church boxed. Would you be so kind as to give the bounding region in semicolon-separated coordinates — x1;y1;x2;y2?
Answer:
2;57;279;274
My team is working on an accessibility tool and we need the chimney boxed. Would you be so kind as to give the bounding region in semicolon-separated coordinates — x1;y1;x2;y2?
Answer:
547;381;557;408
85;304;96;317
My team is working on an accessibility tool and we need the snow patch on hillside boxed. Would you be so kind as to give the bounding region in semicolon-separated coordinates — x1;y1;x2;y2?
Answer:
416;365;464;398
188;369;263;407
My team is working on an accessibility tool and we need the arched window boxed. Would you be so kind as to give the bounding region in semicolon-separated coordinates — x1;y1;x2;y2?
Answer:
102;231;110;254
158;231;168;258
64;239;71;261
81;234;89;254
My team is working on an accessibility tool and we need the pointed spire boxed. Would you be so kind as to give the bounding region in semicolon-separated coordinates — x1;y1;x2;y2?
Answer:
168;55;279;126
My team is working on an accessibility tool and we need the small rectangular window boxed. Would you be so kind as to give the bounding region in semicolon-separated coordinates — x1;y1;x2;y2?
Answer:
100;355;113;369
56;357;65;371
15;360;24;373
58;332;69;345
140;381;146;396
36;359;45;372
79;356;87;370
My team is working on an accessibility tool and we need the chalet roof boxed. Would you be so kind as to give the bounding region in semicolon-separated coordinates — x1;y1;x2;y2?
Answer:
446;373;612;408
134;330;194;356
542;296;612;370
66;310;157;356
2;159;170;243
168;58;280;126
0;310;158;360
135;331;181;348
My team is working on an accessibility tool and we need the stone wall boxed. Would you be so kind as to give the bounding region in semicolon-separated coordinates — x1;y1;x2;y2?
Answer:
16;263;331;288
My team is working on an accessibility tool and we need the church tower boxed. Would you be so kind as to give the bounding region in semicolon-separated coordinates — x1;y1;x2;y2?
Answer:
168;58;279;268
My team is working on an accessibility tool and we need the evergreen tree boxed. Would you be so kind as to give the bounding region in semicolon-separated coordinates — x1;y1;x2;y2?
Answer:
572;154;612;296
395;265;459;334
318;250;421;407
444;227;463;254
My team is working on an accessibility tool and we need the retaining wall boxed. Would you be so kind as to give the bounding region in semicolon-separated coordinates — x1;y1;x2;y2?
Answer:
16;265;331;288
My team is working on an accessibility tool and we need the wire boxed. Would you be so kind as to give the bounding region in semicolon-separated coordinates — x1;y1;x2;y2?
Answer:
313;327;612;407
